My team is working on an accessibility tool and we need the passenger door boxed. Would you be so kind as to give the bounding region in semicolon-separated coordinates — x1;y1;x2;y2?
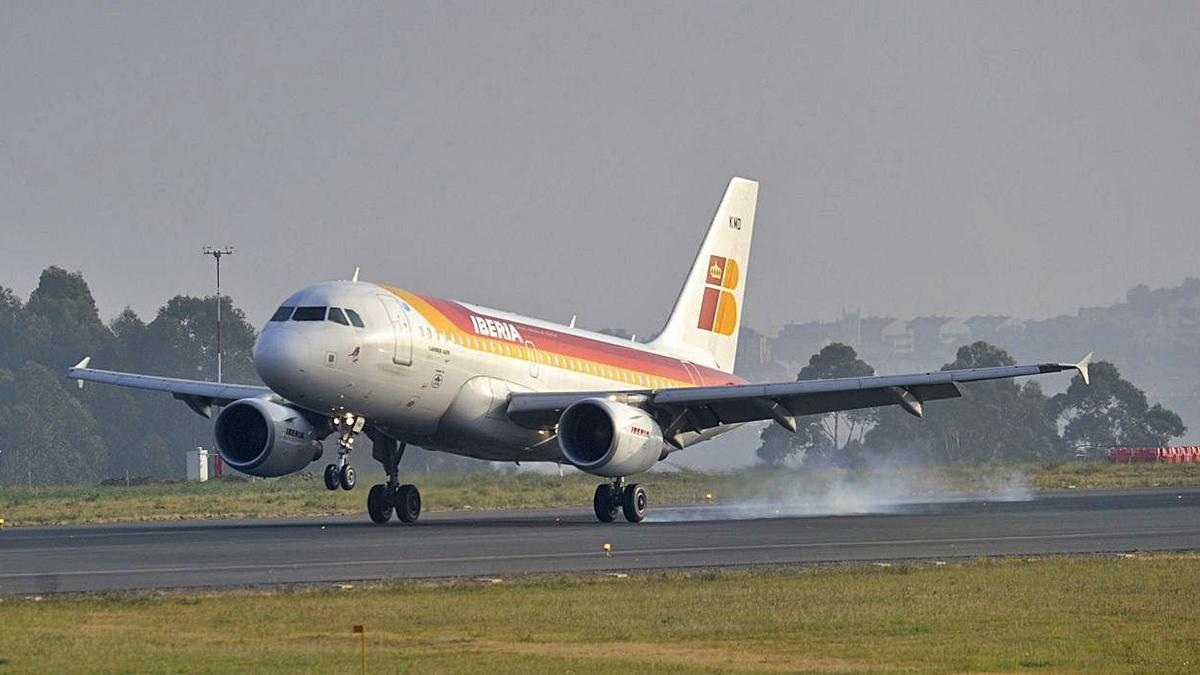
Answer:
376;294;413;366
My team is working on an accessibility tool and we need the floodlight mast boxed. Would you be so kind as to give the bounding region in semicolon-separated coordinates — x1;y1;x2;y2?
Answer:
201;246;234;382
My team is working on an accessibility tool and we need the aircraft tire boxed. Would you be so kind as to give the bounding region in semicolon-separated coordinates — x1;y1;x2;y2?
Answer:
593;484;619;523
367;484;393;524
622;483;647;523
323;464;339;491
339;464;356;491
395;484;421;523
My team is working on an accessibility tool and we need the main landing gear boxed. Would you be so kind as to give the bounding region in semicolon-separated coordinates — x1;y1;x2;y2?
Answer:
365;432;422;525
593;478;647;523
324;413;364;491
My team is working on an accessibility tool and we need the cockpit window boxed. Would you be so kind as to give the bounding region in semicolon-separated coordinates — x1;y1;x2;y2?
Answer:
345;309;365;328
327;307;350;326
270;306;295;322
292;306;327;321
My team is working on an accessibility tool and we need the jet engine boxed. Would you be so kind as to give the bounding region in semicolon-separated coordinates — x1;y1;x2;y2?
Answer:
213;398;325;477
557;398;664;477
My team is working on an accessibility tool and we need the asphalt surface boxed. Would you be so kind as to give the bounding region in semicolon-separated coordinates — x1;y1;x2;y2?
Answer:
1;487;1198;594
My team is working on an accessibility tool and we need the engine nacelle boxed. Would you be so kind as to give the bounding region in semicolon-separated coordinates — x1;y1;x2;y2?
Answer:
213;398;324;477
558;398;664;477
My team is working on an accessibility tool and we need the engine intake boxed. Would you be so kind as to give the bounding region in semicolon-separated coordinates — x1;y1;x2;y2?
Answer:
558;398;663;477
213;398;324;477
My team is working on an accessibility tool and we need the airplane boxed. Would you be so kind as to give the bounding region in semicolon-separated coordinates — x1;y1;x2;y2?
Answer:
69;177;1092;525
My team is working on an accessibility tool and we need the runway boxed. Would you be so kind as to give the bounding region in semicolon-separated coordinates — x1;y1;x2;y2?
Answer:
1;487;1198;595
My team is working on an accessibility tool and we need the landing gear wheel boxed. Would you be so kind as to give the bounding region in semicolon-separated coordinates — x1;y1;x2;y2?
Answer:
367;484;393;524
339;464;356;491
323;464;339;491
622;483;647;523
593;484;619;523
394;484;421;523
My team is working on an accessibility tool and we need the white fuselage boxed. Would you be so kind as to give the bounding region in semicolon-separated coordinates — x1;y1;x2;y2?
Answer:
254;281;741;462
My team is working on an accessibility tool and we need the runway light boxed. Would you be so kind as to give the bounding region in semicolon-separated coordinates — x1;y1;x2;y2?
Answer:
704;492;713;502
603;543;612;557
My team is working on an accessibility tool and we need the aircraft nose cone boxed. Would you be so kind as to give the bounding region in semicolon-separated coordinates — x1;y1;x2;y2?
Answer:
254;327;312;393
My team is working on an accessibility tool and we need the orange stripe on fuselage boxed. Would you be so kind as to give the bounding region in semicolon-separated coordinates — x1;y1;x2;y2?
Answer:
382;286;742;387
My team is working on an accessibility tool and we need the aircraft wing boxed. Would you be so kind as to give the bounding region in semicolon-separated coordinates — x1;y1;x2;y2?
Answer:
67;357;274;418
507;354;1092;447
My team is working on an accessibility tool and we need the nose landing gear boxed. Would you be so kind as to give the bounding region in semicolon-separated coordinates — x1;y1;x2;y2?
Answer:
324;413;365;491
592;478;647;523
366;432;422;525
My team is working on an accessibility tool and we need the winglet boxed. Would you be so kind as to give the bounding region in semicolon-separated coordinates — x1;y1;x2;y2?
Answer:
1073;352;1092;385
72;356;91;389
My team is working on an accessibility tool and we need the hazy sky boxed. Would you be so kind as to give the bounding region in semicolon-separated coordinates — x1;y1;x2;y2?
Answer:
2;2;1197;338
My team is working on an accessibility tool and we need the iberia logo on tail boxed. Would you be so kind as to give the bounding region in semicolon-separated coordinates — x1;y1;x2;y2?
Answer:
697;255;739;335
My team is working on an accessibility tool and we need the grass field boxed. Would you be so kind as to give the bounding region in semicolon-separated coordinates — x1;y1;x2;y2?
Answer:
2;462;1199;527
0;555;1196;673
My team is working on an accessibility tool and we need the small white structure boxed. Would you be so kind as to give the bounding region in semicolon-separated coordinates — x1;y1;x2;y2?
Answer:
186;447;209;482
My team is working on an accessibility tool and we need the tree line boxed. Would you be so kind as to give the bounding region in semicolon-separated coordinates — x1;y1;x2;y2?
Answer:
2;266;1188;483
757;341;1187;467
0;267;259;484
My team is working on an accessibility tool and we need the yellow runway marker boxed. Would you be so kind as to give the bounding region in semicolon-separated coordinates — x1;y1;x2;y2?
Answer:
603;543;611;557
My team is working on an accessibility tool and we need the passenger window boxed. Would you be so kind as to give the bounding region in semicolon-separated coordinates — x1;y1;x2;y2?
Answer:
270;306;295;322
345;309;365;328
292;306;326;321
327;307;350;326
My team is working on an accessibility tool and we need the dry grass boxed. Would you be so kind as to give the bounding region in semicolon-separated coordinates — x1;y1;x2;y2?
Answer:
0;556;1197;673
1;462;1199;527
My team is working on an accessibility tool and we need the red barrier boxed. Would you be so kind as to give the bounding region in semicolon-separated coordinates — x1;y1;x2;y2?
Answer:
1108;446;1200;464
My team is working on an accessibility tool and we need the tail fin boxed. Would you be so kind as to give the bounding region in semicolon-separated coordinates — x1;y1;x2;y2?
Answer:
647;177;758;373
